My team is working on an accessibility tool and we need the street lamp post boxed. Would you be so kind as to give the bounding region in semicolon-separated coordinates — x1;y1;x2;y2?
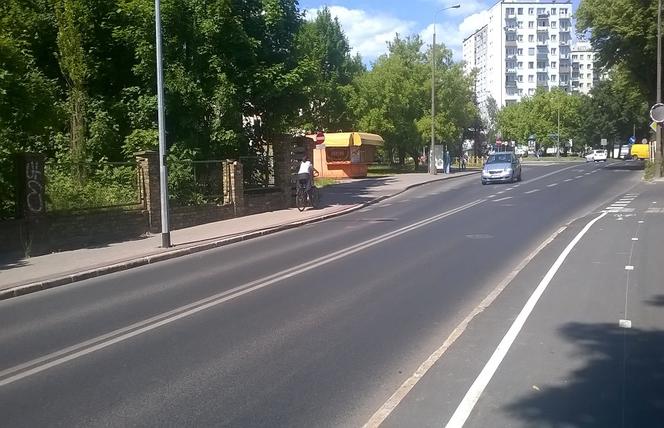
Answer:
155;0;171;247
430;4;461;175
657;0;662;177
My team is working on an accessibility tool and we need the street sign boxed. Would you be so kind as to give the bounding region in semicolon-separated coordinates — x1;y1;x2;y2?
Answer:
315;131;325;144
600;138;608;146
629;136;636;144
650;103;664;123
651;121;658;132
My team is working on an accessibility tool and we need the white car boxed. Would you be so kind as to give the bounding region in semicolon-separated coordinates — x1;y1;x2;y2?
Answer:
585;149;607;162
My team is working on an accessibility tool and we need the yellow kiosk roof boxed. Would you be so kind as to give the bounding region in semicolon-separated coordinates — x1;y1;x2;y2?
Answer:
323;132;384;148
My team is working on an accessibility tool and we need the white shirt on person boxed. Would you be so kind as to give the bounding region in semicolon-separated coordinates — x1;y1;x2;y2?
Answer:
298;160;312;174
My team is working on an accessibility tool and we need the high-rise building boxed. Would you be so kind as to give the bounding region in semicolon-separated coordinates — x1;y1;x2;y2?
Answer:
462;0;597;113
571;40;600;95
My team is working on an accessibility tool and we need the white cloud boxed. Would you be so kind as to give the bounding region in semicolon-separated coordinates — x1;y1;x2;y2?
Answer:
418;10;490;61
305;6;416;64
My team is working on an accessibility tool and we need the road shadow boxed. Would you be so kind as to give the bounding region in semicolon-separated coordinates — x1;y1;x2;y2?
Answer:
506;321;664;427
318;176;403;207
604;161;645;171
646;295;664;307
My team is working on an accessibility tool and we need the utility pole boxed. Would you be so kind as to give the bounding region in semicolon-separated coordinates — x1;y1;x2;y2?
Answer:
657;0;662;177
155;0;171;247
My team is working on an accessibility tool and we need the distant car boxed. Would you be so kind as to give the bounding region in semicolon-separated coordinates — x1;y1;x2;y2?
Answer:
585;149;607;162
481;152;522;185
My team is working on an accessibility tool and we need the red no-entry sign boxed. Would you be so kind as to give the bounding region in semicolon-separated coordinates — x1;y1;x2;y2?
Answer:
315;131;325;144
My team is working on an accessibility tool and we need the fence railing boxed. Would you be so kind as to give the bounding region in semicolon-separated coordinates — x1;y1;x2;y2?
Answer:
45;160;143;213
240;155;276;191
0;159;17;220
167;159;227;206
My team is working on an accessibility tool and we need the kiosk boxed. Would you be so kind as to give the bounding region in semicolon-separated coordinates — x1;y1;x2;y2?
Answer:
312;132;384;179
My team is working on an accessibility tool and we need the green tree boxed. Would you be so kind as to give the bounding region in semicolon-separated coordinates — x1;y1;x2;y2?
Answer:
295;7;364;132
576;0;658;101
347;34;428;165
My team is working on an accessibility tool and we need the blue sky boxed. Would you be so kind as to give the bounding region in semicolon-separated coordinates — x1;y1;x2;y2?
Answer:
299;0;582;65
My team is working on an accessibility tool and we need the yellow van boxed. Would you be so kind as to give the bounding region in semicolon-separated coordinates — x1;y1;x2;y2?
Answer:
629;143;650;160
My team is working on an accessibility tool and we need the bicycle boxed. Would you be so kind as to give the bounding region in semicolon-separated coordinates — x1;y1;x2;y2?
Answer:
294;173;320;212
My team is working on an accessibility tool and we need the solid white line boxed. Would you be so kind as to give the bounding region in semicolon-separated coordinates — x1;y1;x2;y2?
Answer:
493;196;513;202
0;199;486;387
445;211;607;428
524;189;540;194
363;225;568;428
546;183;558;187
564;179;573;182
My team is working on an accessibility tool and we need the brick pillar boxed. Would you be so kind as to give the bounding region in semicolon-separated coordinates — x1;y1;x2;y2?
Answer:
231;161;244;216
135;151;161;233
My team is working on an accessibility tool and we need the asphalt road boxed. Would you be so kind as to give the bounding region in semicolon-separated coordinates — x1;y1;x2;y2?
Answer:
0;159;652;427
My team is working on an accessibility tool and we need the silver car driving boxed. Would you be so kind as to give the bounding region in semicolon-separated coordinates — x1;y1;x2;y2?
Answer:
481;152;522;185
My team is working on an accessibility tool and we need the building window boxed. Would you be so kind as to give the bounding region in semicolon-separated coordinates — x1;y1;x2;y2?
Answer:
580;64;584;69
529;88;535;95
537;61;547;69
580;83;584;88
572;55;578;60
551;8;557;15
517;48;523;55
517;61;523;69
528;35;534;42
550;48;557;55
528;8;534;15
537;8;545;15
528;61;534;69
518;21;523;28
551;21;557;29
506;8;515;15
528;21;534;28
550;74;556;81
518;35;523;42
518;8;523;15
528;75;534;82
551;34;557;41
561;8;568;16
518;75;523;82
551;61;557;68
529;47;535;56
587;73;592;79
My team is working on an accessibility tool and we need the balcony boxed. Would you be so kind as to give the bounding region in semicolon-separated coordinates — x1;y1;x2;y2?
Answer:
505;38;518;47
536;81;549;89
537;27;549;34
559;65;571;73
559;54;570;60
537;51;549;60
505;80;518;88
506;54;517;61
505;67;517;74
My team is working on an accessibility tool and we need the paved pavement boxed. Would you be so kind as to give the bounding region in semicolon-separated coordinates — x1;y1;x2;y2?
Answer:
0;170;477;299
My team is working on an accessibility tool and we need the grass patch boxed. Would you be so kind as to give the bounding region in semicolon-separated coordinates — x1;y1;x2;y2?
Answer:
314;177;339;188
644;160;656;181
367;163;424;176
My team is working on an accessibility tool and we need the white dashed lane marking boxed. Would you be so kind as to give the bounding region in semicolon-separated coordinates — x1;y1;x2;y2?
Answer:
524;189;540;194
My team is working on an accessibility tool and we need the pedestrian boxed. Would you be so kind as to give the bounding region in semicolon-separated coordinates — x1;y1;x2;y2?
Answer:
444;149;451;174
461;152;468;171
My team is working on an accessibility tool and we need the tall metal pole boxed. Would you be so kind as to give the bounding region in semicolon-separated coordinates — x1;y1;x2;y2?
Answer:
430;28;437;174
429;4;460;175
557;107;560;157
155;0;171;247
657;0;662;177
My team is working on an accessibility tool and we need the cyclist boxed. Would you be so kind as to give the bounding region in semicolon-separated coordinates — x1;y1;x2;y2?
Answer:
297;155;318;191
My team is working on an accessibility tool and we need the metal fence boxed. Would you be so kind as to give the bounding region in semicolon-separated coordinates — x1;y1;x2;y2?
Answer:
240;155;276;191
0;159;16;220
167;159;225;206
44;160;143;212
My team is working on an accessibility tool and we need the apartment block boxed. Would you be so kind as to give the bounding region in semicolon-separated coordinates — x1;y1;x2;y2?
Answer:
462;0;598;113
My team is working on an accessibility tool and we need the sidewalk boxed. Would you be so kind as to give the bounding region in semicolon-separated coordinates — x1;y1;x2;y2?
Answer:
0;171;477;299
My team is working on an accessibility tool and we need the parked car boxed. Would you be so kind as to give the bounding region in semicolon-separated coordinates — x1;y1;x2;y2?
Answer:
629;143;649;160
585;149;607;162
481;152;522;185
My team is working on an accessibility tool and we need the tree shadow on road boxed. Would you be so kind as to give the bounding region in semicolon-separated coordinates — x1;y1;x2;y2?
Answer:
506;321;664;427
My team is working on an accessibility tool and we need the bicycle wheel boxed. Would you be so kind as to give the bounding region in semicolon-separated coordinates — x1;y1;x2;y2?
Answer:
310;187;320;209
295;189;306;212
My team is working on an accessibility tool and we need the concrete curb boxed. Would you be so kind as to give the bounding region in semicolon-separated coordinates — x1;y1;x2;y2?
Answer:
0;172;477;301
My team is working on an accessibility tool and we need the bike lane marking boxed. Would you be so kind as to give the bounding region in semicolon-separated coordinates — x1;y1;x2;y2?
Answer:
444;211;607;428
